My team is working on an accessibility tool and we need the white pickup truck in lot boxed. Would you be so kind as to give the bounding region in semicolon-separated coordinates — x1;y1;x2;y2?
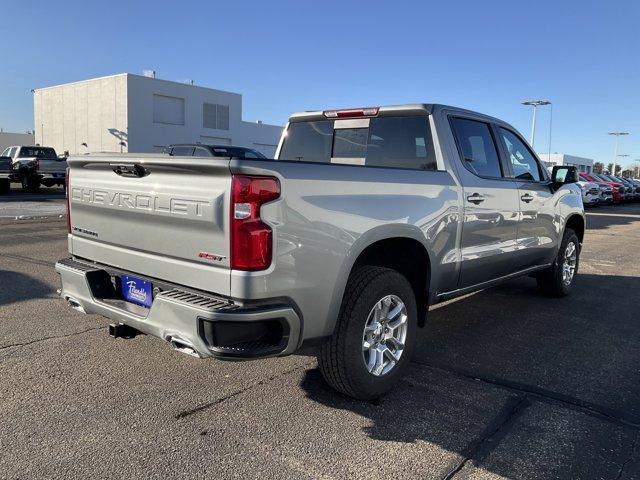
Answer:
1;145;67;192
56;104;585;399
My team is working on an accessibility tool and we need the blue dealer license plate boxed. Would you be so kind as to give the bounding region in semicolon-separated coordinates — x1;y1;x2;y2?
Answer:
120;275;153;308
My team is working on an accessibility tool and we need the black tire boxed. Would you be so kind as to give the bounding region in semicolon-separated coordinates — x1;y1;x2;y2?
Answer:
21;176;40;193
318;266;418;400
0;179;9;195
537;228;580;297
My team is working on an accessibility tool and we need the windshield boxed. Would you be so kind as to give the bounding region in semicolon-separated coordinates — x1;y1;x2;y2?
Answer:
18;147;57;158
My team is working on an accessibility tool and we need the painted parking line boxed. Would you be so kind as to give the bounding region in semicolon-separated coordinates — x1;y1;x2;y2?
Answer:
586;212;640;219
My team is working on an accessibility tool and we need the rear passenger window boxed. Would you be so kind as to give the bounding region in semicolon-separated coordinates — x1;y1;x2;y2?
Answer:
450;118;502;178
498;128;543;182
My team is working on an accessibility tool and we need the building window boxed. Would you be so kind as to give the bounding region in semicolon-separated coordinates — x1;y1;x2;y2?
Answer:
203;103;229;130
153;94;185;125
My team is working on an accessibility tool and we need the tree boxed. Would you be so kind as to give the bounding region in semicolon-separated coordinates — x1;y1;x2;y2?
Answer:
606;163;622;175
593;162;604;174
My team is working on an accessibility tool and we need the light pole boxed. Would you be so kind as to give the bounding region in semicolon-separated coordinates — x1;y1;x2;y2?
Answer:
522;100;551;149
608;132;629;176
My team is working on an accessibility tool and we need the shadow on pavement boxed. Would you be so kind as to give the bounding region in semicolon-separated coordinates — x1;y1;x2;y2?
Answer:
300;272;640;478
0;269;55;307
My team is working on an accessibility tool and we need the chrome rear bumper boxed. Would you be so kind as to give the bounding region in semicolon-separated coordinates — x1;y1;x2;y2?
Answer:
55;258;302;359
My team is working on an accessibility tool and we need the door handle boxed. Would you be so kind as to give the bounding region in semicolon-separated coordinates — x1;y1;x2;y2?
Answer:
521;193;534;203
466;193;485;204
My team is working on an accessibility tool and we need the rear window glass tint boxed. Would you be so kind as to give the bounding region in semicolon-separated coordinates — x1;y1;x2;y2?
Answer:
450;118;502;178
279;116;436;170
19;147;57;158
279;120;333;163
366;116;436;170
333;128;368;158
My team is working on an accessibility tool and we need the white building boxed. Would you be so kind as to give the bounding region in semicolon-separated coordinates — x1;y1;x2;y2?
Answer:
538;153;594;173
0;131;35;153
33;73;282;156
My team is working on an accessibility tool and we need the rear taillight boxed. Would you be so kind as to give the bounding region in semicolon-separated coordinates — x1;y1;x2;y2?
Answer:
230;175;280;271
65;168;71;233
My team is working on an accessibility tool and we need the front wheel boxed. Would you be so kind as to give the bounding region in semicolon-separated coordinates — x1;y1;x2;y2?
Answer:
537;228;580;297
318;266;418;400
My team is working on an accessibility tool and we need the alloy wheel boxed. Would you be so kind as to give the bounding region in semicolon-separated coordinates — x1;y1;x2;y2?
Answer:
362;295;408;377
562;241;577;285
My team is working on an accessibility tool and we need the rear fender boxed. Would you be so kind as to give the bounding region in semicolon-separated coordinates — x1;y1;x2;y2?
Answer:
323;224;432;337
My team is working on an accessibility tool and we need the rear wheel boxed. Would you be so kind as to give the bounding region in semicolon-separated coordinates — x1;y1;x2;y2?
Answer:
318;266;417;400
537;228;580;297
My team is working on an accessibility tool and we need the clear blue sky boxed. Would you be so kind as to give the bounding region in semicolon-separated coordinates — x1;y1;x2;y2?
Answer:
2;0;639;167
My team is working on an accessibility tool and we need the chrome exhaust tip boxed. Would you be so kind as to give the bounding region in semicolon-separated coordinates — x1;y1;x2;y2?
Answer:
167;337;201;358
65;296;86;314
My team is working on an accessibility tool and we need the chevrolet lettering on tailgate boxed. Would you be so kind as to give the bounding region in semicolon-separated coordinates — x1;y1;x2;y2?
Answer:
71;187;211;217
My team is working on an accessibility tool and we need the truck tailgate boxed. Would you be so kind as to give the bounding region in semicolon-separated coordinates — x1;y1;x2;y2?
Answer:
38;157;68;173
67;155;232;296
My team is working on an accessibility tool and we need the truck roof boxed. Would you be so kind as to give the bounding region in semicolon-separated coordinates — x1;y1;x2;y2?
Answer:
288;103;506;126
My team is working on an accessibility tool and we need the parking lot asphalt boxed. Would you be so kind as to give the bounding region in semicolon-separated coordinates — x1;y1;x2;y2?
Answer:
1;202;639;479
0;186;65;219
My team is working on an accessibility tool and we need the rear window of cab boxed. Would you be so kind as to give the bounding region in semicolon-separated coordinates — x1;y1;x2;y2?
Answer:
278;116;437;171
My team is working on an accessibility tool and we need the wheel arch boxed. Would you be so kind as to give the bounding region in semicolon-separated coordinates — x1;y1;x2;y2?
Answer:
564;214;585;244
325;226;433;337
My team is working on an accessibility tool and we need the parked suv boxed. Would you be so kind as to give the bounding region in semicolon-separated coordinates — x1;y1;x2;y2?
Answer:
588;173;623;203
165;144;268;159
56;104;585;399
576;178;601;206
579;173;613;204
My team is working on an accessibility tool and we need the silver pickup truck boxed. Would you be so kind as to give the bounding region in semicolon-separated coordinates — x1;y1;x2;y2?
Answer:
56;104;585;399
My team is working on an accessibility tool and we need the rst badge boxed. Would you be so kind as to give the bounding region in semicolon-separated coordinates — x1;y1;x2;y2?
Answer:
198;252;226;262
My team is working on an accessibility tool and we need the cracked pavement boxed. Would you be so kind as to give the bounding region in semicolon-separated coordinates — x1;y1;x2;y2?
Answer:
1;197;639;479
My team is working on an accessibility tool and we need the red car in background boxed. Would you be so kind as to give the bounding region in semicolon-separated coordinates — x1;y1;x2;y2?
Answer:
580;172;622;204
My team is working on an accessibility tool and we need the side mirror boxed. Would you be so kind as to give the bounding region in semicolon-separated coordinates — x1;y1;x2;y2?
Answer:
551;165;579;185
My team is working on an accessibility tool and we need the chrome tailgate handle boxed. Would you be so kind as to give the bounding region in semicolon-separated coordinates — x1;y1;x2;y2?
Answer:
111;163;148;178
